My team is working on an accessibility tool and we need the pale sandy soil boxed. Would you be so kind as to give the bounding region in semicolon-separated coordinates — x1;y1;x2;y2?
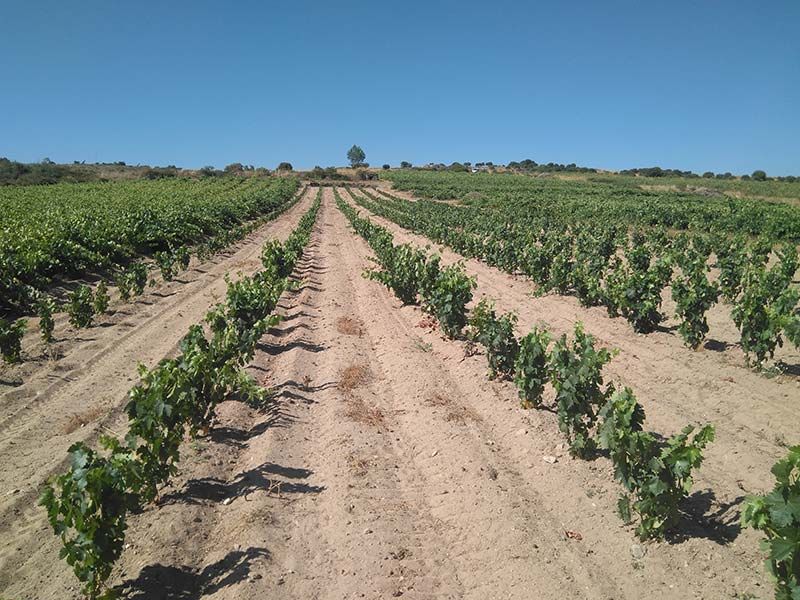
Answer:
0;187;792;600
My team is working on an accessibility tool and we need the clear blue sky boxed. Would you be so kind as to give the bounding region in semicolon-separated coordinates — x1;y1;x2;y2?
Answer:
1;0;798;175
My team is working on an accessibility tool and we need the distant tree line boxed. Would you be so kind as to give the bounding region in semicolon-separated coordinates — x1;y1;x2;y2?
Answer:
0;157;96;186
0;157;288;186
621;166;796;182
308;166;348;180
506;159;597;174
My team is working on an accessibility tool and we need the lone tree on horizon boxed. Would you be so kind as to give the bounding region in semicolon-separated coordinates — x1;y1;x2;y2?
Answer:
347;145;366;168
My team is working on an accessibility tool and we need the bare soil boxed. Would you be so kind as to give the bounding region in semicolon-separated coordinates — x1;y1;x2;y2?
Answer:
0;186;791;600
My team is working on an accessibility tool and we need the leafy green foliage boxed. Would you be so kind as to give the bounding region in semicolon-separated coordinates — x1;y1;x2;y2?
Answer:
365;243;429;305
124;359;190;503
154;250;176;282
93;281;110;315
425;263;476;339
0;177;300;315
571;227;615;307
672;252;719;349
716;236;748;302
116;263;151;302
115;271;132;301
347;144;366;167
383;169;800;242
599;388;715;540
605;243;672;333
467;299;519;379
0;317;27;363
37;296;56;343
514;327;551;408
335;188;475;338
39;438;140;600
175;246;191;271
128;263;149;297
260;240;293;279
224;274;283;328
548;323;614;458
67;285;95;329
467;298;496;345
742;446;800;600
732;245;800;367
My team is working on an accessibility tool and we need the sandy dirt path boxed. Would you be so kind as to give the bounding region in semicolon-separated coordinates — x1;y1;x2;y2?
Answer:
1;187;777;599
0;187;316;592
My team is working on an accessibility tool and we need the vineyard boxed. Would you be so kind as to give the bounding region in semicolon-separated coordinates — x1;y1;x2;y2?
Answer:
0;177;799;600
0;177;299;316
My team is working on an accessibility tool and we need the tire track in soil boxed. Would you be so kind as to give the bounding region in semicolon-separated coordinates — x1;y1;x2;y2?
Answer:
0;187;317;592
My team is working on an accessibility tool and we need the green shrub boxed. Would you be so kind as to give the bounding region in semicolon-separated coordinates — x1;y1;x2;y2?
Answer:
599;388;714;540
67;285;95;328
425;263;476;338
605;244;672;333
93;281;110;314
0;317;27;363
514;327;551;408
154;251;176;282
742;446;800;600
548;323;614;458
732;245;800;367
39;438;140;600
467;299;519;379
366;243;428;305
672;253;719;349
37;296;56;343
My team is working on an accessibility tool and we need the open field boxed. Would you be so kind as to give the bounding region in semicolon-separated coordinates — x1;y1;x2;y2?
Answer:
1;175;799;600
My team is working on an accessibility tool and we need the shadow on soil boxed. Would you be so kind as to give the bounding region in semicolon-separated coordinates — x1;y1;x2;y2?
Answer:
267;321;313;337
255;339;325;355
161;461;324;506
118;546;270;599
703;338;733;352
667;489;745;545
279;310;316;323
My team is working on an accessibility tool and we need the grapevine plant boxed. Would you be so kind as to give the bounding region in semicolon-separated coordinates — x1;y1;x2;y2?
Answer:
742;446;800;600
94;281;110;315
733;245;800;367
671;250;719;349
598;387;715;540
514;327;551;408
39;438;140;600
38;296;56;343
467;299;519;379
0;317;27;364
548;323;614;458
423;263;476;338
67;285;95;329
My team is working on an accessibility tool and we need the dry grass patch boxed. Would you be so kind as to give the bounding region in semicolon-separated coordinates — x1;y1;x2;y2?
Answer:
336;316;363;336
344;396;385;427
444;407;481;424
425;392;481;425
61;405;107;434
339;363;370;391
425;392;452;408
